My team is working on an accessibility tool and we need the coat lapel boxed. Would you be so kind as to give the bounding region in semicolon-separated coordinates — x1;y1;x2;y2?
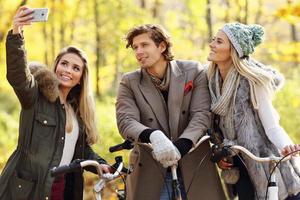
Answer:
138;69;170;134
168;60;185;139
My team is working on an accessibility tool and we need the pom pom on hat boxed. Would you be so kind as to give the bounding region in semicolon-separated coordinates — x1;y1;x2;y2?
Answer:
249;24;264;47
221;22;265;58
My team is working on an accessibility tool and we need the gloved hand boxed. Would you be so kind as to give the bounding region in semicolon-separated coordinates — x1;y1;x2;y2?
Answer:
149;130;181;168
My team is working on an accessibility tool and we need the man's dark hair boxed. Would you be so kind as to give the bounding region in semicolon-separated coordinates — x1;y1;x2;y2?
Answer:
125;24;174;61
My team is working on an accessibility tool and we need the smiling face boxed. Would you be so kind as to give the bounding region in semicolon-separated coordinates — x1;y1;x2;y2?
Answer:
55;53;84;94
207;30;232;64
131;33;166;69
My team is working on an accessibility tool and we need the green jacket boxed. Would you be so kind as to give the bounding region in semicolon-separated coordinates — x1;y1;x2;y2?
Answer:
0;30;106;200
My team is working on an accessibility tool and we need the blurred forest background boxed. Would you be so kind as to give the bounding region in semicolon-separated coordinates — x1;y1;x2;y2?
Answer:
0;0;299;199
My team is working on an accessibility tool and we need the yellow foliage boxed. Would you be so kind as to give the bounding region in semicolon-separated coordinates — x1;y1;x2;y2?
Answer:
275;1;300;23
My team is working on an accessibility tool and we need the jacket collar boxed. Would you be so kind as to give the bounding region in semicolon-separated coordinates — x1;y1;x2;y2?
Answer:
138;60;186;138
139;67;170;134
30;65;60;103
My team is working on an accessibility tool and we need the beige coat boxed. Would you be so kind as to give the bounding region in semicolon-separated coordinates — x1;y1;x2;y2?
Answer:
116;60;226;200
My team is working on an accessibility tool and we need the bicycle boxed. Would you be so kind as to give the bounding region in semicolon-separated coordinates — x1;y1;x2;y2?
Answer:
198;130;299;200
50;156;131;200
110;130;299;200
109;138;208;200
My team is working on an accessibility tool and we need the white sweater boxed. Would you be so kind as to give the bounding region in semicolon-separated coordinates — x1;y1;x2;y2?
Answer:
255;86;293;150
59;107;79;166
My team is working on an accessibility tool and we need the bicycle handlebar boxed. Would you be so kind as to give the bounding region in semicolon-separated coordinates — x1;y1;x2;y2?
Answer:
109;140;134;152
230;145;291;163
50;156;130;178
190;130;292;163
50;159;82;177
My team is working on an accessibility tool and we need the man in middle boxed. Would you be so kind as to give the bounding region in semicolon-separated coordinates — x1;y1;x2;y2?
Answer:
116;24;225;200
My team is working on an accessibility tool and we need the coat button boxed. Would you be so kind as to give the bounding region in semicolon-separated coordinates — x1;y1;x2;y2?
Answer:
18;184;22;188
61;137;64;140
148;118;153;122
43;120;48;124
182;110;186;115
45;197;49;200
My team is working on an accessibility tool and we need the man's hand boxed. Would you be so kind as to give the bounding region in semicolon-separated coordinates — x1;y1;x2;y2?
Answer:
150;130;181;168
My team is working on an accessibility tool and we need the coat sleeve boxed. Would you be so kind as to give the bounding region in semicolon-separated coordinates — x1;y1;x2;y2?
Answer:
6;30;38;109
255;85;293;150
116;74;149;142
179;64;212;145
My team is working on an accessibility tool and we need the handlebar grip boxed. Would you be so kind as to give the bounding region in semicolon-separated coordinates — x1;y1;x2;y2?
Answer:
50;159;82;177
111;156;132;174
51;165;72;177
109;140;134;152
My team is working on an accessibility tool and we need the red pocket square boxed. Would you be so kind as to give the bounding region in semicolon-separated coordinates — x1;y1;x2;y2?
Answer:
184;81;193;95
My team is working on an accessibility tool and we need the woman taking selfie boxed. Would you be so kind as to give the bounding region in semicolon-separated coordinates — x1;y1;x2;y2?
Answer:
0;6;110;200
207;22;300;200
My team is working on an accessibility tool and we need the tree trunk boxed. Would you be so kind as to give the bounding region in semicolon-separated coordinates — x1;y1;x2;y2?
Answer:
224;0;230;23
287;0;299;65
206;0;212;42
244;0;248;24
94;0;101;97
50;0;56;63
59;0;65;49
0;0;27;43
255;0;263;24
140;0;146;8
152;0;162;19
69;0;81;42
113;2;122;93
236;0;242;22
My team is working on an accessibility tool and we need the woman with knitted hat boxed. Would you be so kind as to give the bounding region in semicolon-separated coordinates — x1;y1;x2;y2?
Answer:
207;22;300;200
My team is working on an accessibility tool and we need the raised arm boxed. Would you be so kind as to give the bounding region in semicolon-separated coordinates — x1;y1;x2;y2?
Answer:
6;6;37;109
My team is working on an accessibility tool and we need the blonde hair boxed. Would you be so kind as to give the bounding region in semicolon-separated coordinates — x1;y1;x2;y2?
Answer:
54;46;98;144
207;44;274;109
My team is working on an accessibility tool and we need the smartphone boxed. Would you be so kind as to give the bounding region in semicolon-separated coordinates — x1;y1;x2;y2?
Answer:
31;8;49;22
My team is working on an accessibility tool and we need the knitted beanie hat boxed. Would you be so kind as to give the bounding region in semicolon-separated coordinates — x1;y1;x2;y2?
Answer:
221;22;264;58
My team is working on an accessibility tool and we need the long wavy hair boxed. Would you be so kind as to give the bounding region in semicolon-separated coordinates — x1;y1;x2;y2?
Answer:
207;43;274;109
53;46;98;144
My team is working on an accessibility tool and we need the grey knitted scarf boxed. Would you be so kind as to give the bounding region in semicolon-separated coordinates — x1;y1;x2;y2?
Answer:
209;66;240;140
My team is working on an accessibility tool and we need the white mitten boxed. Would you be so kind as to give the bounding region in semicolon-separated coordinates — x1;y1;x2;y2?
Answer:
149;130;181;168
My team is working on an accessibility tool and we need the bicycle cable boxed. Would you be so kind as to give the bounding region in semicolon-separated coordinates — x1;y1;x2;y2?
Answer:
105;162;128;199
186;150;210;196
227;146;260;200
264;149;300;200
